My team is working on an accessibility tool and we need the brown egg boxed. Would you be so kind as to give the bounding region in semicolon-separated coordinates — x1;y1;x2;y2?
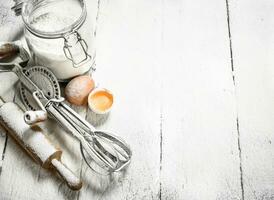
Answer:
65;75;95;106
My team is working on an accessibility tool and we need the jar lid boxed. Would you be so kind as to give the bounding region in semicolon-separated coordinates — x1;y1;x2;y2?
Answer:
22;0;86;38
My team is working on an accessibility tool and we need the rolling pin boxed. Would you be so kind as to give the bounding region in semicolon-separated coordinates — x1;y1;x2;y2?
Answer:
0;99;82;190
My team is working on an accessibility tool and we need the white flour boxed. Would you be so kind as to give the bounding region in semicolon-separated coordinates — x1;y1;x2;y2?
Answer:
25;0;94;80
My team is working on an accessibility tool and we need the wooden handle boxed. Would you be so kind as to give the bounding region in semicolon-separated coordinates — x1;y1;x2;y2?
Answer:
24;110;47;125
51;159;82;190
0;43;19;59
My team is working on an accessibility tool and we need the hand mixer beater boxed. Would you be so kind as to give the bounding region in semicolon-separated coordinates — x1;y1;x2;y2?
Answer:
0;48;132;175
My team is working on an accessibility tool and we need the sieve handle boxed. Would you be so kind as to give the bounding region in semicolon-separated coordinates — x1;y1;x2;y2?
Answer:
0;64;15;72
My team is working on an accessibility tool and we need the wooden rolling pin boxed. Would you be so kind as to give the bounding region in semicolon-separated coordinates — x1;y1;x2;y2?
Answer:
0;99;82;190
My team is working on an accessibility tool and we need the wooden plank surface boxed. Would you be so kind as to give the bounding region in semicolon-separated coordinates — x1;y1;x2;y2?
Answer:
229;0;274;199
160;0;242;199
0;72;17;182
0;0;274;199
79;0;162;199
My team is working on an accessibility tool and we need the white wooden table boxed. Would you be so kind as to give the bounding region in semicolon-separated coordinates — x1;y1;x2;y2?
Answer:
1;0;274;199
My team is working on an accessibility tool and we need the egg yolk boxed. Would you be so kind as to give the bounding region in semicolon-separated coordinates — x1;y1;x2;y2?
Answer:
90;91;113;112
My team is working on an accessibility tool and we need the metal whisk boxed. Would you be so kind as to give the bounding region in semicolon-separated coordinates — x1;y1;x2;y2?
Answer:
46;99;132;174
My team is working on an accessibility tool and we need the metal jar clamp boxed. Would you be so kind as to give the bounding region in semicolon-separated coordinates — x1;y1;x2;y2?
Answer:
63;31;91;68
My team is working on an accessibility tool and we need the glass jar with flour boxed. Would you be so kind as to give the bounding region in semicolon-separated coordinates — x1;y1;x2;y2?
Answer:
21;0;95;81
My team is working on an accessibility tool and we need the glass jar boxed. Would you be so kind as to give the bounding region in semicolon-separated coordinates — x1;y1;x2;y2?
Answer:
21;0;95;81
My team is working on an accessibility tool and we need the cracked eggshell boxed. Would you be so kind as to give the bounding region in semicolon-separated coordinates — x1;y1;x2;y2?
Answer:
65;75;95;106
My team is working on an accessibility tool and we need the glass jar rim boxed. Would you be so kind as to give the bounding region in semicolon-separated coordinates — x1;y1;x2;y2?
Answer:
21;0;87;39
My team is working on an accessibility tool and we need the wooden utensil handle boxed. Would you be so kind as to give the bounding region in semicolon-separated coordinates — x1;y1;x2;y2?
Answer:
51;159;82;190
0;43;19;58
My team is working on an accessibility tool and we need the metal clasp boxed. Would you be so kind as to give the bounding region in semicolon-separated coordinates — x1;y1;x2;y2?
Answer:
63;31;91;68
